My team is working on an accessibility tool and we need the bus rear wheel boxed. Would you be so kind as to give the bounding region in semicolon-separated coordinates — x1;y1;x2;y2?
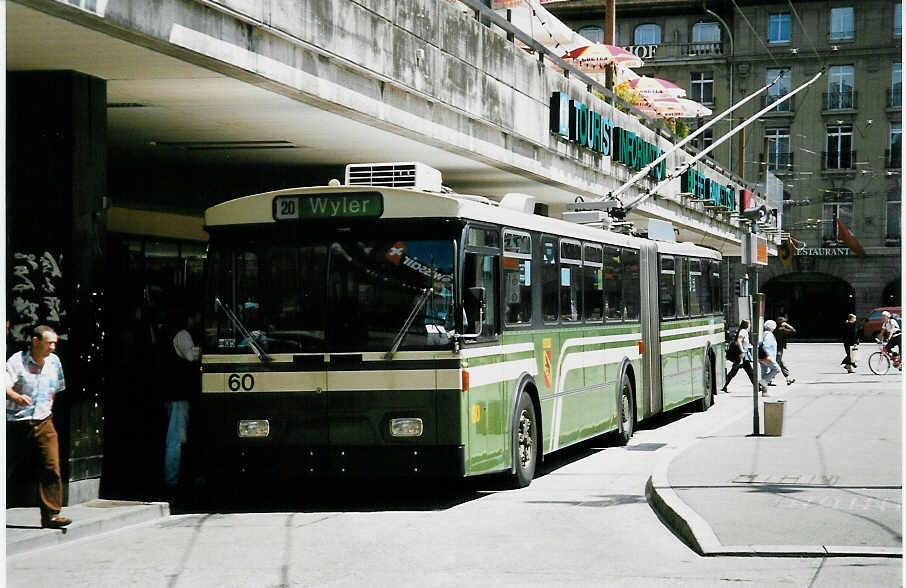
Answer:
509;390;538;489
616;376;634;446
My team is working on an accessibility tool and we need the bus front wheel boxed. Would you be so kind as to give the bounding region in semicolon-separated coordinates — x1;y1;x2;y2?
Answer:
509;390;538;488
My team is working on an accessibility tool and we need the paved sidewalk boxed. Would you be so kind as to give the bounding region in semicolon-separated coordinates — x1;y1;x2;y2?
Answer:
648;343;902;557
6;500;169;556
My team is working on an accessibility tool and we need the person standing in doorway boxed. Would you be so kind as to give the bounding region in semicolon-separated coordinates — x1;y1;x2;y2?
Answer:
6;325;71;528
164;311;200;495
842;314;859;373
769;316;796;386
721;319;755;391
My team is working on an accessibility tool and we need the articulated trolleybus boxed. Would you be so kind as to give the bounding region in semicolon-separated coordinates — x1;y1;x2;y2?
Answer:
197;162;725;488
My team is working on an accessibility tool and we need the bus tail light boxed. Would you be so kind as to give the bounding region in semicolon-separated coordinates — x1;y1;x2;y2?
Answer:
638;341;645;355
462;369;470;392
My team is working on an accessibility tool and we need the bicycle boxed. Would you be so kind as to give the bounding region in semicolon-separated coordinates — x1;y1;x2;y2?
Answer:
867;339;902;375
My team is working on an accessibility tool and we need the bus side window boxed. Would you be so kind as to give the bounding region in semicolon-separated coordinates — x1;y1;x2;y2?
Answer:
603;246;623;321
675;257;686;317
659;255;676;318
711;260;722;315
622;248;640;321
699;257;713;314
503;231;532;325
560;241;582;322
688;259;702;315
541;236;559;322
463;252;500;338
583;244;604;322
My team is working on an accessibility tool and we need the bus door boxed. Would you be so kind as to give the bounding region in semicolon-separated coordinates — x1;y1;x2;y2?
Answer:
640;242;662;417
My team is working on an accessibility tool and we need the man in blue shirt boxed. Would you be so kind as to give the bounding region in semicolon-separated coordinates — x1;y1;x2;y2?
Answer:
6;325;71;528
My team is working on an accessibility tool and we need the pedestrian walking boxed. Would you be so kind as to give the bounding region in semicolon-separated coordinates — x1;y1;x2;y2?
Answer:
164;310;200;495
769;316;796;386
758;320;782;395
721;319;755;391
6;325;72;528
842;313;859;373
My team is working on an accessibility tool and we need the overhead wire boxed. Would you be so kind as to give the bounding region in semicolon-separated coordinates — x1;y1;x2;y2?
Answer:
730;0;783;68
787;0;825;67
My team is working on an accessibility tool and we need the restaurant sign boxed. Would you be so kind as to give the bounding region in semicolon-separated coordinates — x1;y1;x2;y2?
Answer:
796;247;850;256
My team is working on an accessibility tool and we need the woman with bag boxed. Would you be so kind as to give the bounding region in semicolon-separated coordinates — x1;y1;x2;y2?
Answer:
841;313;859;373
721;319;755;392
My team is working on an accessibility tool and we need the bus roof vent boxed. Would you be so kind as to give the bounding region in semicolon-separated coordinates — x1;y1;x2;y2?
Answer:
345;162;442;191
500;193;536;214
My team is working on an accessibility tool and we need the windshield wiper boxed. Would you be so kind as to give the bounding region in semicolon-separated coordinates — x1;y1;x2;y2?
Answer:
385;288;432;360
214;297;272;362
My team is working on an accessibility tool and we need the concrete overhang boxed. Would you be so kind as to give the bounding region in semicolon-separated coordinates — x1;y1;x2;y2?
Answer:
8;0;767;253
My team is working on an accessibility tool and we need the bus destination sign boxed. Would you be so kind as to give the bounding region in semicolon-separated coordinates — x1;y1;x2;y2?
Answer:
273;192;383;220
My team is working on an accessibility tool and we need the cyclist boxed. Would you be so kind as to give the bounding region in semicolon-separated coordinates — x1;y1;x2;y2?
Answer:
880;310;901;365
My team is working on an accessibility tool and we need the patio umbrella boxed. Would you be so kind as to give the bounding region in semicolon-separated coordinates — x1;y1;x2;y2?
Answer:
561;44;644;70
628;76;686;98
674;97;713;118
633;96;685;119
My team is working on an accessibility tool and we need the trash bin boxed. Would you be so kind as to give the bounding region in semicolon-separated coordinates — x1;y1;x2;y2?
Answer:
763;400;785;436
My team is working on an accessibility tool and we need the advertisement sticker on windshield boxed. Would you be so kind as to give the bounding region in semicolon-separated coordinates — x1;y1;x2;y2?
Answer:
273;192;383;220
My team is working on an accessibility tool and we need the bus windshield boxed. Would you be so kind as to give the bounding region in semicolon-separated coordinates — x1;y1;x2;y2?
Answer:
205;224;458;354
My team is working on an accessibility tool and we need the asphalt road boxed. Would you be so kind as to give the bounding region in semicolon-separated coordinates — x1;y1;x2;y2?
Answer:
7;343;901;587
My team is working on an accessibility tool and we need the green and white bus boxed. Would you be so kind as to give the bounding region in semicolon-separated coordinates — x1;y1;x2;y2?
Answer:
195;163;725;488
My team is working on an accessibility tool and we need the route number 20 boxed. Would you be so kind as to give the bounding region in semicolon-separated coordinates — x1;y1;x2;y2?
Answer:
228;373;255;392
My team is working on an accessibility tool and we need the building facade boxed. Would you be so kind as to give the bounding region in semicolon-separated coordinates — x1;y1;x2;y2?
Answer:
549;0;902;337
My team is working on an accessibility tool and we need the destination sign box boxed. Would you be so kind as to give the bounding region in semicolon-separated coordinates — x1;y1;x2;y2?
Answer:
273;192;383;220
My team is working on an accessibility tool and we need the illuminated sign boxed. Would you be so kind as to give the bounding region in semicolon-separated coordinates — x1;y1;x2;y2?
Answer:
549;92;665;180
680;168;735;209
273;192;383;220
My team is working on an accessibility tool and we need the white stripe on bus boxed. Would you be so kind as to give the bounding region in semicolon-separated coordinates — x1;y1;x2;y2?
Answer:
660;333;725;355
467;359;538;388
660;324;721;337
460;342;535;359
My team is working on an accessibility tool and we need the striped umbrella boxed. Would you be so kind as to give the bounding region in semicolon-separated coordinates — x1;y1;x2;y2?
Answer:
674;97;713;118
633;96;685;119
628;76;686;98
561;44;644;70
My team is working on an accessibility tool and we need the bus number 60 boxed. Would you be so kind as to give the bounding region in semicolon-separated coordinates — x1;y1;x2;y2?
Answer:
228;373;255;392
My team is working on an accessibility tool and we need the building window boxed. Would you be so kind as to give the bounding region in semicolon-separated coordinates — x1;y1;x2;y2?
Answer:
769;13;791;43
766;68;792;111
826;65;855;109
822;189;853;242
888;122;902;168
896;4;902;38
765;128;791;171
634;24;662;44
891;63;902;107
824;125;854;169
887;189;901;244
579;25;604;44
690;22;721;55
830;6;854;40
693;128;714;151
690;72;714;105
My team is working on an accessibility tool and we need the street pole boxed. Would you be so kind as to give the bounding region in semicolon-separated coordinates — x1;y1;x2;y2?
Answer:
753;284;764;437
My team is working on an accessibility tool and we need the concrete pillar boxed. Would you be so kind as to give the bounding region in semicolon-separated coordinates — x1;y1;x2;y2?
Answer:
6;71;107;504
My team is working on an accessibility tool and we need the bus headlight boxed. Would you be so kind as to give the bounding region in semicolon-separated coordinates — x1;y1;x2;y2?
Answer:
238;419;270;438
390;418;423;437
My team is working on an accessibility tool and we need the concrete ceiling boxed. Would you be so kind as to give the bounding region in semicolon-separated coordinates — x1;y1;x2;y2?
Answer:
6;2;565;199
